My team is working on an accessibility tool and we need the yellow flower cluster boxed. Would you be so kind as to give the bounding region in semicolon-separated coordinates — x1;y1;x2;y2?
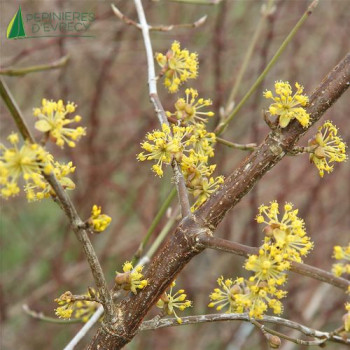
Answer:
209;201;312;319
332;244;350;277
264;81;309;128
344;303;350;332
156;41;198;93
115;261;148;295
256;201;313;263
137;122;222;210
308;121;347;177
166;88;214;125
89;205;112;233
54;289;100;322
140;41;223;210
33;99;86;148
156;281;192;324
0;133;75;201
137;123;192;177
208;277;286;319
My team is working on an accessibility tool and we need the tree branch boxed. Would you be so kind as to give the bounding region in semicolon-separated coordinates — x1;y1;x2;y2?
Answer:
199;235;350;291
111;4;207;32
0;78;115;323
0;55;69;76
139;313;349;345
131;0;191;217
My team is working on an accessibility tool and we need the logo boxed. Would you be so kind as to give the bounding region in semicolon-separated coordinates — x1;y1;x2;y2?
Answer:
7;6;95;39
7;6;26;39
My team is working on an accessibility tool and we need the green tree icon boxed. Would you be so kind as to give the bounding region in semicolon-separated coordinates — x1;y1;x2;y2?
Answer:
7;6;26;39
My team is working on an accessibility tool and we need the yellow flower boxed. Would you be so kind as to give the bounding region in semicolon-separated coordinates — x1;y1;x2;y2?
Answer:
137;124;192;177
34;99;86;148
236;283;286;319
89;205;112;233
157;281;192;324
344;303;350;332
166;88;214;125
256;201;313;262
331;243;350;278
208;277;245;313
115;261;148;295
156;41;198;93
0;133;54;200
189;175;224;211
308;121;347;177
264;81;309;128
208;277;286;319
245;246;290;286
186;123;216;158
54;289;100;322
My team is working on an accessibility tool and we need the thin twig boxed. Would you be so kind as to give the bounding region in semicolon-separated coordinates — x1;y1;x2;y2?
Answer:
199;235;350;291
0;79;115;322
132;0;191;217
138;207;180;266
250;318;327;346
111;4;207;32
223;0;275;117
216;137;257;151
0;55;69;76
215;0;319;135
139;313;349;345
22;304;81;324
131;187;177;264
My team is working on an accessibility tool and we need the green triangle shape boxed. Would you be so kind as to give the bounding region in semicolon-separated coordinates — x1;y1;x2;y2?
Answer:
7;6;26;39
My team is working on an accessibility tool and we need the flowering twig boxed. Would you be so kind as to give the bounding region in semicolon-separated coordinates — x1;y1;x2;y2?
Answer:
0;78;115;322
22;304;81;325
215;0;319;135
132;0;191;217
199;235;350;291
139;313;349;345
216;137;257;151
111;4;206;32
0;55;69;76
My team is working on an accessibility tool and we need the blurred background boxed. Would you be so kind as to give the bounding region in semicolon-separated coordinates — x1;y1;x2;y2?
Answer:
1;0;349;349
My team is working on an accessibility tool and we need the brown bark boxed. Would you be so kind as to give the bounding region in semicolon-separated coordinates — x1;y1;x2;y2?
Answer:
88;53;350;349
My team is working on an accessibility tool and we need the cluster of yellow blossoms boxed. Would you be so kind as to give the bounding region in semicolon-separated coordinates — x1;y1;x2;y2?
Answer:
156;41;198;93
89;205;112;233
331;243;350;332
308;121;347;177
139;42;223;210
332;244;350;278
264;81;310;128
0;132;75;201
33;99;86;148
54;289;100;322
156;281;192;324
264;81;347;176
115;261;148;295
209;201;313;319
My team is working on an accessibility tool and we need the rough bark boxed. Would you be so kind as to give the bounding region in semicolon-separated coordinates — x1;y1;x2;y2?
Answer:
88;53;350;349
